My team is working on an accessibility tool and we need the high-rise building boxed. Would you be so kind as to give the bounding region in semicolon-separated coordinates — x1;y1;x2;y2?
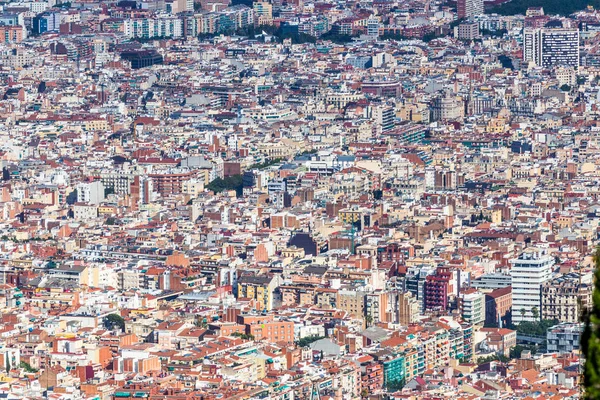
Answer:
509;249;554;323
396;291;420;325
424;267;453;312
459;288;486;325
365;291;391;324
523;27;580;68
372;105;395;133
457;0;483;19
405;266;436;313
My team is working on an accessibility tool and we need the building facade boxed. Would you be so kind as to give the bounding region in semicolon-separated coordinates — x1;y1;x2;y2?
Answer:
509;249;553;323
524;27;580;68
541;274;592;323
459;289;485;325
547;323;582;353
457;0;483;19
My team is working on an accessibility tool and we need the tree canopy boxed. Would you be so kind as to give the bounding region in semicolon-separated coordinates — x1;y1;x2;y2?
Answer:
297;335;324;348
490;0;600;16
510;344;538;359
206;175;243;197
583;249;600;398
515;319;558;337
104;313;126;331
248;158;284;170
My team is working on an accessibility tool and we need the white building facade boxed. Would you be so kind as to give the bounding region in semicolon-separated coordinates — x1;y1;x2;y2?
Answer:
510;248;554;323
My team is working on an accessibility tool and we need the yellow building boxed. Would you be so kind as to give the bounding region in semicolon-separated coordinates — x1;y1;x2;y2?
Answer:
253;1;272;24
237;275;279;311
338;208;363;225
486;117;507;134
336;290;365;320
403;348;419;380
85;119;110;131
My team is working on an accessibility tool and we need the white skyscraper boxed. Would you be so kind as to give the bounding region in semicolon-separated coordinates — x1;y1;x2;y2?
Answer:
510;248;554;323
523;27;580;69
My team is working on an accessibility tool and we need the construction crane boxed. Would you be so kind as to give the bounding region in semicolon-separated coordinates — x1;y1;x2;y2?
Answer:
341;222;357;254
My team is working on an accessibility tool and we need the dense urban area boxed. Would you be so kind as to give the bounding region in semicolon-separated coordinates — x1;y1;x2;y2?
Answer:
0;0;599;398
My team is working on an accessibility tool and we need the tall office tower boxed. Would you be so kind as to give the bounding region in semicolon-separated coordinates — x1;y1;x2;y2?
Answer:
523;27;580;68
457;0;484;19
523;28;540;65
509;248;554;323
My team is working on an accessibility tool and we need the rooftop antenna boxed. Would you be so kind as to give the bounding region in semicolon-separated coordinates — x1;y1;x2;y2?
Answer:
342;223;356;254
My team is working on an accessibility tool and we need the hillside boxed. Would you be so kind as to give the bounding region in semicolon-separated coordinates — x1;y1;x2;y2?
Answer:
490;0;600;16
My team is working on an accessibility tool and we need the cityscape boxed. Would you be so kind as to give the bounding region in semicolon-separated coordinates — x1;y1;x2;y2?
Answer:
0;0;599;398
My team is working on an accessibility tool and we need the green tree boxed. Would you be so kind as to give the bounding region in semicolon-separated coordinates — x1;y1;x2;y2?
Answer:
104;313;125;331
490;0;600;16
372;189;383;200
510;344;538;359
516;319;558;336
19;361;38;373
297;335;324;347
66;189;78;205
520;308;526;320
560;84;571;92
422;31;442;42
231;332;255;340
320;31;357;43
5;358;10;373
206;175;244;197
582;249;600;398
531;306;539;321
480;28;508;38
477;354;509;364
248;158;283;170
